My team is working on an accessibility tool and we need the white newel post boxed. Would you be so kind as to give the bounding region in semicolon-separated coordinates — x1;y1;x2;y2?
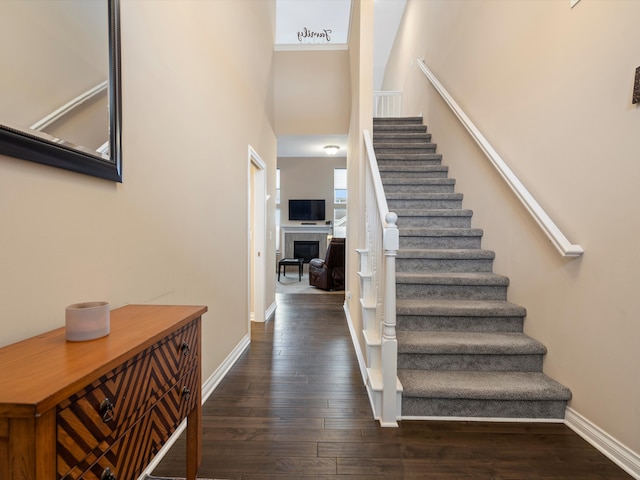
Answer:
380;212;399;426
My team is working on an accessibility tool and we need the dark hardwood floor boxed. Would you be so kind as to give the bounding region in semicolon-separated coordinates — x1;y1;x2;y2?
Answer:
153;293;632;479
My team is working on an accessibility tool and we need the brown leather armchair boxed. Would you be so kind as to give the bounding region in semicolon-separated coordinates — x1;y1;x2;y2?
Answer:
309;237;345;291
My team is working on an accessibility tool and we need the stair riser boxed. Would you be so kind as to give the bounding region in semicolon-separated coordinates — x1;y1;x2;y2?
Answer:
379;165;447;173
396;315;524;333
374;126;428;134
374;135;433;143
396;216;472;228
388;199;463;209
396;258;494;273
375;153;442;158
374;117;423;125
396;283;508;301
378;161;443;168
377;153;441;160
383;184;456;194
380;172;452;185
401;398;568;419
376;146;437;154
381;170;448;180
399;236;482;249
397;353;543;372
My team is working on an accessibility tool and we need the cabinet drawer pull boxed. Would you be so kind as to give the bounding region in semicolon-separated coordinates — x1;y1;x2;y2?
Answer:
181;386;191;400
99;398;115;423
101;467;117;480
179;341;190;356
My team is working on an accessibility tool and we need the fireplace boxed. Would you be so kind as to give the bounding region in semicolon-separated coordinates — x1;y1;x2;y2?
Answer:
281;225;331;261
293;241;320;263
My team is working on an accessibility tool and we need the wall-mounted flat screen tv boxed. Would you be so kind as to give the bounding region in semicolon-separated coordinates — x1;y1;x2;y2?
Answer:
289;199;325;221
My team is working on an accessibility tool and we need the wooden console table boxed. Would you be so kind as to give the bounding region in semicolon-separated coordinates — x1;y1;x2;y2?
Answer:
0;304;207;480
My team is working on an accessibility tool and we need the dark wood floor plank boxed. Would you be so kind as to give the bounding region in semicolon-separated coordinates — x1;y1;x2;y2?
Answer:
152;293;632;480
202;427;365;443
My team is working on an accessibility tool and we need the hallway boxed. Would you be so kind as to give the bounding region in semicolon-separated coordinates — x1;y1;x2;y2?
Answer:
152;293;631;479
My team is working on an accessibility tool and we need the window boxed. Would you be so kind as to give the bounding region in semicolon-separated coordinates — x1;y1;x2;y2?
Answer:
334;168;347;204
334;168;347;238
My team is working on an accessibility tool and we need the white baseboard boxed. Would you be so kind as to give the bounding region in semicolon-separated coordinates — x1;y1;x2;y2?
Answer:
564;407;640;479
139;333;251;479
265;300;277;321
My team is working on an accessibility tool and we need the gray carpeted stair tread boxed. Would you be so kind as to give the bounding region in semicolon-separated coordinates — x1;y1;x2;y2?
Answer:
398;370;572;401
397;331;546;355
375;142;437;149
382;178;456;186
396;271;509;286
395;208;473;217
396;298;526;317
397;249;495;260
399;227;483;237
379;165;448;173
374;133;432;142
387;192;463;200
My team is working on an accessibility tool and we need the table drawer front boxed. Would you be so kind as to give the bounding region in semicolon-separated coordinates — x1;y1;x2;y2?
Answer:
60;366;199;480
57;321;199;478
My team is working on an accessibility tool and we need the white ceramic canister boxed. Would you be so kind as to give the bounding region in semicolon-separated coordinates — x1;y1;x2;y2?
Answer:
65;301;110;341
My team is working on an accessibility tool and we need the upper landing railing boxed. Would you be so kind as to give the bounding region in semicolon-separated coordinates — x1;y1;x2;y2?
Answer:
373;91;403;118
416;60;584;258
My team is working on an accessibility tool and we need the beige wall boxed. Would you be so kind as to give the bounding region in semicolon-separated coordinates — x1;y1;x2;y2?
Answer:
0;0;277;388
274;50;351;135
345;0;374;369
277;155;346;226
385;0;640;453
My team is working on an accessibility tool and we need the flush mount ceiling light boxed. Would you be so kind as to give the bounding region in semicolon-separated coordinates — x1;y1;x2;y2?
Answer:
324;145;340;155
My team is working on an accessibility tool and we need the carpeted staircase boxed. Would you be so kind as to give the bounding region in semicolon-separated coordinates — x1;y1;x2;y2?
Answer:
372;117;572;419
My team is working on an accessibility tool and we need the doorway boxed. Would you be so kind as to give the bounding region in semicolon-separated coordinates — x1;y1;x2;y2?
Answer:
248;146;266;324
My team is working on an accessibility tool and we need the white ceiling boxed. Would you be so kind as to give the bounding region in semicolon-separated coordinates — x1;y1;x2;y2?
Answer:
277;134;348;158
276;0;406;158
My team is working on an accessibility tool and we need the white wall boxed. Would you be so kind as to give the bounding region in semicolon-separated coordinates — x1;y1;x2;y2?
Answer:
0;1;277;389
385;0;640;455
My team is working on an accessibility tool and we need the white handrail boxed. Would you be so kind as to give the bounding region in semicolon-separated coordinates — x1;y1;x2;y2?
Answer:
30;81;108;132
364;130;393;227
416;60;583;257
363;129;399;427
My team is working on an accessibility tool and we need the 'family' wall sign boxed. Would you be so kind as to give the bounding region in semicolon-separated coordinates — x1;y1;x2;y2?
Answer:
297;27;333;43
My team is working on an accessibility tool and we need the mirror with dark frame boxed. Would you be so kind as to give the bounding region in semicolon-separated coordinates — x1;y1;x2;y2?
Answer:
0;0;122;182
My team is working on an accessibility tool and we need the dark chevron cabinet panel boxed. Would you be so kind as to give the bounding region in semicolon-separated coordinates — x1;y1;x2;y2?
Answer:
0;304;206;480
